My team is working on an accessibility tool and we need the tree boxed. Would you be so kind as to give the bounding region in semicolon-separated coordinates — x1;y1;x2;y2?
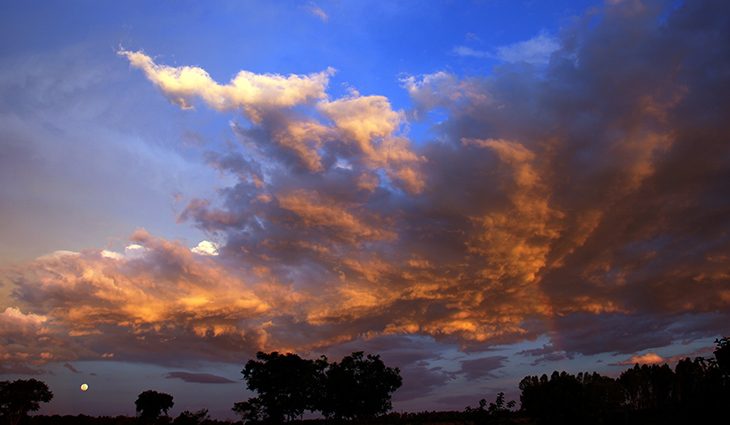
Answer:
232;399;264;425
0;379;53;425
618;364;675;411
239;351;327;423
714;336;730;378
465;392;516;423
321;351;402;421
135;390;174;423
172;408;209;425
520;371;622;425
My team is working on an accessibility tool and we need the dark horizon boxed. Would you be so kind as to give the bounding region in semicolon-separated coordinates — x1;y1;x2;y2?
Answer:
4;338;729;424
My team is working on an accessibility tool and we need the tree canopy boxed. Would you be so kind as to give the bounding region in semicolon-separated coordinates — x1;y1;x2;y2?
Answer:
0;379;53;425
135;390;174;423
518;337;730;424
235;351;401;423
240;351;327;423
322;351;402;421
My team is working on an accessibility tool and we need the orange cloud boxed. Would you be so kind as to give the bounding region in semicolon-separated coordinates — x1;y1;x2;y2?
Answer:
618;352;665;365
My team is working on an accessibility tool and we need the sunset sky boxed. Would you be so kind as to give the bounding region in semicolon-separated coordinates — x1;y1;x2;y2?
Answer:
1;0;729;419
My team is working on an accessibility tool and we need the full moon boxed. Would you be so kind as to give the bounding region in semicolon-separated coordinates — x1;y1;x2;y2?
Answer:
80;383;89;392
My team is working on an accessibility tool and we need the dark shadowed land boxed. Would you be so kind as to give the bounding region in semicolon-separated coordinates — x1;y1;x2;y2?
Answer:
4;338;728;425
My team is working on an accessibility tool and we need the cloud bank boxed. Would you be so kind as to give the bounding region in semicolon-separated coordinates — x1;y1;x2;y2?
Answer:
2;0;729;389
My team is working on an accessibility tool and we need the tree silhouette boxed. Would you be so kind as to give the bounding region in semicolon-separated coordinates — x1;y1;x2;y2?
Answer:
239;351;327;423
321;351;402;421
0;379;53;425
714;336;730;378
232;398;264;424
172;408;209;425
135;390;174;423
465;391;517;423
235;351;402;423
520;371;622;425
619;363;675;411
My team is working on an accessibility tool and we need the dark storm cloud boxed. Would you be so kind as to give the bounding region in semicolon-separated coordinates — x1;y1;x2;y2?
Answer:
2;0;730;373
165;371;236;384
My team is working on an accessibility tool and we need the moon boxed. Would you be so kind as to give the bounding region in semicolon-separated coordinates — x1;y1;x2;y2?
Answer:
80;383;89;392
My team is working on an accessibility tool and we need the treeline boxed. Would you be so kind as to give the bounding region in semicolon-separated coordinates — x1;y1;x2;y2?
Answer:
3;338;728;425
517;337;729;424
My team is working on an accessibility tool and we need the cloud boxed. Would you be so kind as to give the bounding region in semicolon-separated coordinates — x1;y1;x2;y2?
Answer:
165;371;236;384
4;0;730;376
494;33;559;64
0;307;57;372
459;355;508;380
191;240;219;256
63;362;80;373
452;32;559;65
2;230;278;365
452;46;489;59
118;49;334;120
121;50;423;192
305;2;329;22
616;352;665;366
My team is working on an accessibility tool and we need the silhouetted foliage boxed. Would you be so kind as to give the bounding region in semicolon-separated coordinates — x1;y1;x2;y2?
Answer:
465;392;517;423
232;399;264;425
0;379;53;425
172;409;209;425
518;337;729;424
238;352;327;423
321;351;402;421
519;371;623;425
26;415;235;425
619;363;675;410
11;338;730;425
235;351;401;423
714;336;730;378
135;391;174;424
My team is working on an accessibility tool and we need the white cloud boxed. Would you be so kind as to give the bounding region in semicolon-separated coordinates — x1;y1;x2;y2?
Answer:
453;33;559;65
305;2;329;22
124;243;147;258
191;240;220;256
452;45;489;59
119;50;334;121
495;33;559;64
101;249;123;260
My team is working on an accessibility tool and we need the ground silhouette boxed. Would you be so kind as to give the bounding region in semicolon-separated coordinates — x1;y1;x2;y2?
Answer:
6;337;729;425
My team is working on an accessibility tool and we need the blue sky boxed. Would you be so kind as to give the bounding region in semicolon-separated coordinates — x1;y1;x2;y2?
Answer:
2;0;729;420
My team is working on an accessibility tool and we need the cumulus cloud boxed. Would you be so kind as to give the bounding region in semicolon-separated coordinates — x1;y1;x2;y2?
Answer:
2;230;280;365
121;50;423;192
3;0;730;375
118;49;333;120
191;240;219;256
0;307;55;374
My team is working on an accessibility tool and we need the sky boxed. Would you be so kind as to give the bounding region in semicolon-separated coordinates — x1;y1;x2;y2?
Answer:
1;0;729;420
